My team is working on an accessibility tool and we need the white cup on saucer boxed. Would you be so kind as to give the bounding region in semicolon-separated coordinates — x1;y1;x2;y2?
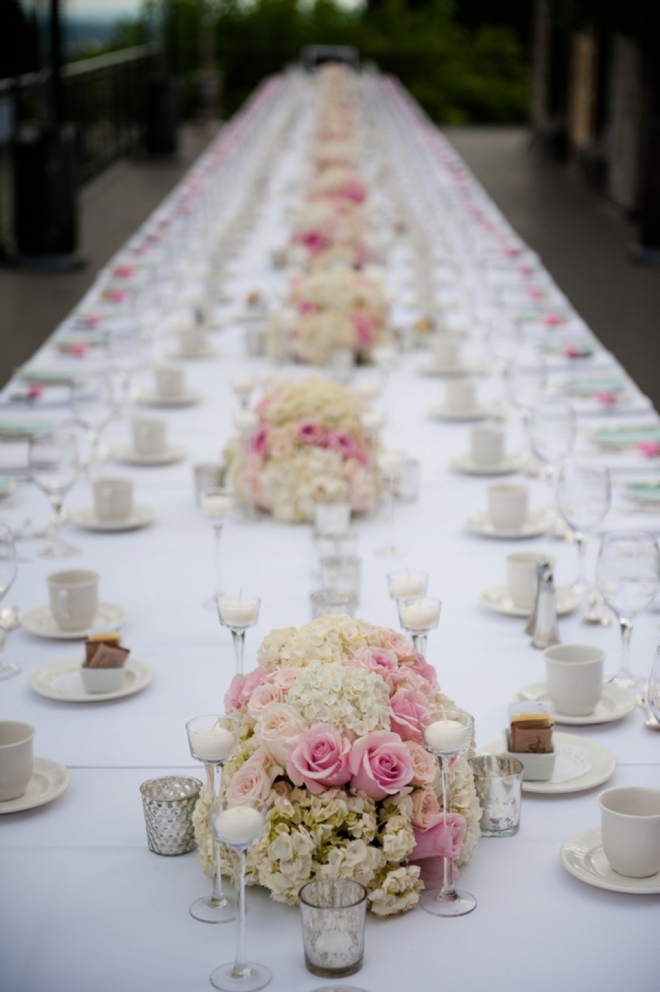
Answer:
47;569;99;631
544;643;605;716
155;365;185;400
488;484;528;531
432;336;461;369
598;787;660;877
178;326;207;355
93;477;133;523
0;721;35;801
506;550;556;610
446;378;476;413
132;417;166;456
471;427;505;466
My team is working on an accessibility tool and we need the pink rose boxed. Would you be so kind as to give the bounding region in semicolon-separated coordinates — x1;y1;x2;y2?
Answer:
406;741;438;786
299;421;327;447
300;230;328;256
226;758;273;805
349;730;414;801
563;345;580;358
224;673;246;713
411;812;466;861
242;667;269;699
352;312;374;347
640;441;660;458
267;667;300;692
411;788;441;829
256;703;308;767
351;646;398;682
246;683;284;722
326;430;359;460
70;342;88;357
26;383;44;399
286;724;352;794
377;628;414;662
252;426;269;456
297;297;318;313
389;687;431;742
401;652;438;688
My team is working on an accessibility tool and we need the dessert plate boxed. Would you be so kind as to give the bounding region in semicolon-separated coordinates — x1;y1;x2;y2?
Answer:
30;656;153;702
465;510;554;539
560;827;660;894
136;390;201;408
429;404;502;423
450;453;525;477
513;681;636;725
110;445;186;466
591;424;660;450
478;732;616;794
479;584;581;618
418;359;490;378
0;757;70;814
167;345;218;360
22;602;129;640
69;506;156;532
623;481;660;505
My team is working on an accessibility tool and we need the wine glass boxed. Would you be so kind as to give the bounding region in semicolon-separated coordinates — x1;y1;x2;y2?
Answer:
0;524;19;680
530;399;577;527
647;646;660;724
596;531;660;691
508;343;548;418
217;594;260;675
29;428;80;558
71;369;118;478
419;708;476;917
209;797;271;991
186;714;240;923
201;487;232;609
557;459;611;594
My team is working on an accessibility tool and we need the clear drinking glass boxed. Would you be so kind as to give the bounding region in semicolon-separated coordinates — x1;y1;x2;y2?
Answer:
596;531;660;691
0;524;19;680
530;399;577;475
508;343;548;414
557;459;611;593
71;369;118;477
647;646;660;725
201;487;232;609
29;428;81;558
217;594;261;675
397;596;441;656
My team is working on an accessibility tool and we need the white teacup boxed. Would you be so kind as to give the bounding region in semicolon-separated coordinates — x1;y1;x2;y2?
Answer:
155;365;185;400
93;477;133;523
0;721;35;801
598;787;660;877
47;569;99;632
131;417;166;457
507;551;556;610
178;326;208;355
488;484;529;531
432;336;461;369
446;378;476;413
471;427;505;466
544;643;605;716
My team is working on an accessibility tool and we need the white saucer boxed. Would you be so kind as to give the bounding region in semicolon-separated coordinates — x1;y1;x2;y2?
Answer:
0;477;17;499
561;827;660;894
70;506;156;532
22;602;129;640
30;656;154;702
465;510;554;539
0;757;70;814
513;681;636;725
167;346;218;360
478;732;616;794
429;404;502;423
418;359;490;378
450;453;525;477
136;390;201;408
111;445;186;466
479;584;581;618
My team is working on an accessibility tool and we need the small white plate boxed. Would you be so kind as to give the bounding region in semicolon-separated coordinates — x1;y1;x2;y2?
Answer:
110;445;186;466
167;346;218;360
0;757;70;814
0;477;17;500
418;359;490;378
478;732;616;794
429;404;502;423
22;602;129;640
136;390;202;408
513;681;636;725
30;656;154;702
465;510;554;539
561;827;660;894
69;505;156;532
450;453;525;476
479;584;581;618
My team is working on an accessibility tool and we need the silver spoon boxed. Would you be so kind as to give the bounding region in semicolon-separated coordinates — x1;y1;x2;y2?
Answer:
635;694;660;731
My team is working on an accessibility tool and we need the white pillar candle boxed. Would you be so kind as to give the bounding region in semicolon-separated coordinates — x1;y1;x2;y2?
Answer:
203;494;232;519
216;805;265;844
220;599;258;626
401;602;439;629
378;451;405;472
361;411;384;432
232;376;254;395
425;719;471;752
356;381;380;400
190;726;235;761
390;574;425;599
234;411;259;433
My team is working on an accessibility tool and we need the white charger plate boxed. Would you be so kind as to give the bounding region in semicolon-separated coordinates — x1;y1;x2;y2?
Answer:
450;453;525;477
513;681;636;725
429;404;502;423
110;445;186;466
478;732;616;793
30;656;153;702
479;584;581;618
0;757;70;814
69;505;156;532
22;602;129;640
136;390;201;408
560;827;660;894
465;510;554;539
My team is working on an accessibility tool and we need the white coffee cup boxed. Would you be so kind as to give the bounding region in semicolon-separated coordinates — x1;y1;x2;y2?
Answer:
432;336;461;369
178;326;207;355
93;477;133;523
0;721;35;801
598;787;660;877
155;365;185;400
544;643;605;716
131;417;166;456
47;569;99;631
446;378;476;413
507;551;556;610
488;484;529;531
471;427;505;466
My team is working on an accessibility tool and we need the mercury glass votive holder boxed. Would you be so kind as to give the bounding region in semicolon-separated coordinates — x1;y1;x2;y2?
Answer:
299;879;367;978
320;556;361;597
470;755;524;837
310;590;358;619
140;776;203;856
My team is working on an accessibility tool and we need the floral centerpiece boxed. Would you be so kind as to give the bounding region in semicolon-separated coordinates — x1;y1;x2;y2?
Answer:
193;614;481;916
224;376;378;523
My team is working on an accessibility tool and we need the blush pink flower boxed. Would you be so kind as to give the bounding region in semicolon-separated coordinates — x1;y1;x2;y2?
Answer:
563;345;580;358
640;441;660;458
402;652;438;688
251;426;269;457
389;687;431;742
351;312;374;347
411;812;466;861
226;756;273;805
348;730;414;801
543;311;562;325
301;230;328;256
256;703;308;767
596;391;618;406
299;421;327;446
297;298;318;314
26;383;44;399
286;724;352;794
267;667;300;692
114;264;135;279
406;742;438;786
411;788;441;829
246;683;284;722
242;666;269;699
378;628;415;662
350;645;399;682
224;674;246;712
326;430;360;460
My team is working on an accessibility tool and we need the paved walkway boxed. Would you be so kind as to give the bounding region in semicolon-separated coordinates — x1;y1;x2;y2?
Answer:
444;126;660;410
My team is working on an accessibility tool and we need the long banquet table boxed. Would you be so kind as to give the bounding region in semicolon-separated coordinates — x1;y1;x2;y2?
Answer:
1;69;659;992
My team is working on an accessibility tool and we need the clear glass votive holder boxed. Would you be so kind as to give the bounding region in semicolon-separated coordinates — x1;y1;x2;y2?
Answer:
140;776;203;856
245;325;267;357
396;457;421;502
316;531;359;560
320;556;361;596
194;463;226;505
314;501;351;538
470;755;524;837
310;590;358;619
299;879;367;979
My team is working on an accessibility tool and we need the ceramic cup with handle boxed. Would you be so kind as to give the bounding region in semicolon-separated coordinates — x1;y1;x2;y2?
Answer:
598;787;660;877
155;365;185;400
507;550;556;610
131;417;166;457
432;336;461;369
47;569;99;631
0;721;35;801
446;378;476;413
178;326;208;355
488;484;529;531
470;427;505;467
93;477;133;523
544;643;605;716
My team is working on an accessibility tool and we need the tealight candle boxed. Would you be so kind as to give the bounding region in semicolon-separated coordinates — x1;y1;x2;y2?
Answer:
401;601;439;629
190;725;235;762
232;376;253;395
425;718;471;752
356;381;380;401
361;411;384;432
220;599;259;626
378;451;405;472
234;411;259;433
216;805;265;844
203;494;232;519
389;573;425;599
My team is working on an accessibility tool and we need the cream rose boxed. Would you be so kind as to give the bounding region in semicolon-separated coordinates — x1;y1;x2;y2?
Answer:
255;703;308;767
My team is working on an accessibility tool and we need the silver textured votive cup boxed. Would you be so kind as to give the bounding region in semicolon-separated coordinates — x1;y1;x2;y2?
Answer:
299;879;367;978
470;755;524;837
310;590;358;619
140;776;203;856
316;532;359;561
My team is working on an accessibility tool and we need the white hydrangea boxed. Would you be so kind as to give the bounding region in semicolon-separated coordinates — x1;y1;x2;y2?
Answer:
286;659;390;738
257;614;380;671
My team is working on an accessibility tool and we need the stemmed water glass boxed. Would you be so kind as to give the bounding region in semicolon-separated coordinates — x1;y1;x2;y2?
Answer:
209;797;271;991
29;428;80;558
419;708;476;917
375;451;407;558
507;343;548;435
530;399;577;528
397;596;441;656
647;646;660;724
596;531;660;691
201;487;232;609
71;369;118;478
0;524;18;680
557;459;611;594
186;714;240;923
217;594;260;675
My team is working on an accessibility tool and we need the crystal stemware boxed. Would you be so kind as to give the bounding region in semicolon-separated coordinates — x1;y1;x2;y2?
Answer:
209;798;271;991
71;369;118;478
29;428;81;558
186;714;240;923
201;487;232;609
557;459;611;594
397;596;441;657
596;531;660;691
419;708;476;917
0;524;19;680
217;594;261;675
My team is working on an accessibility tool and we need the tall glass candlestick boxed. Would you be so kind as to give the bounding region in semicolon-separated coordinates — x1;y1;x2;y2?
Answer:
218;594;261;675
397;596;441;656
201;487;232;609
